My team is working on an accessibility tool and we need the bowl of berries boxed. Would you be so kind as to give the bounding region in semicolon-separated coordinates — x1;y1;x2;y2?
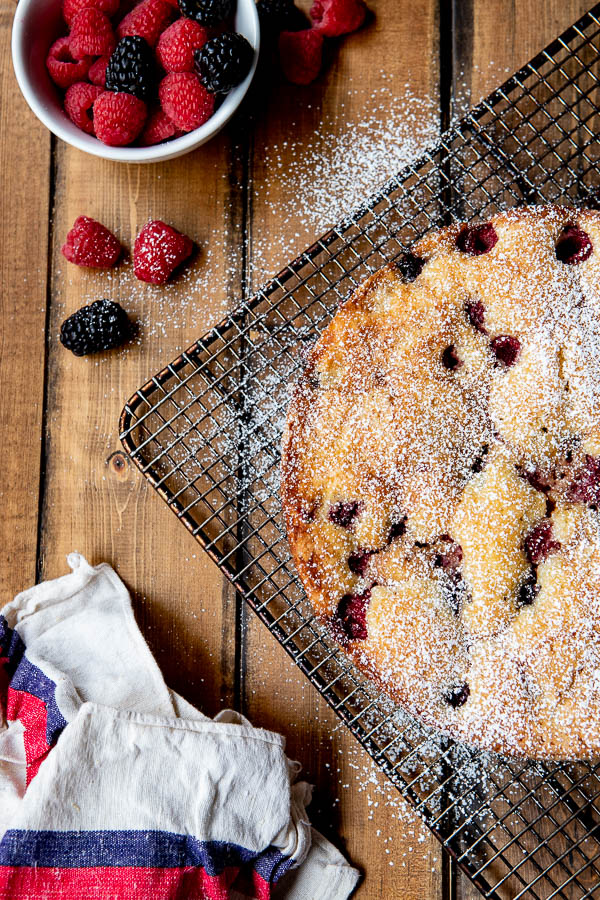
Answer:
12;0;259;162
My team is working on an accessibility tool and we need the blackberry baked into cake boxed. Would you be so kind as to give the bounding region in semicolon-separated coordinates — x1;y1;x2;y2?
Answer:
281;205;600;759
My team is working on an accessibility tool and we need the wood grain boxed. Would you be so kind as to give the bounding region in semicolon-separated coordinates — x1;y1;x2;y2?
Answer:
449;2;591;898
2;0;597;897
242;1;443;897
0;0;51;602
37;137;245;717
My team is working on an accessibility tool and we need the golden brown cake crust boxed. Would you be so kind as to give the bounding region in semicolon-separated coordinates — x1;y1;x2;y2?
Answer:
281;205;600;760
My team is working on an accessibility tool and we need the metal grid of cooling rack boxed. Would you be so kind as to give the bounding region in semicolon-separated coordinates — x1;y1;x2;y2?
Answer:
121;6;600;898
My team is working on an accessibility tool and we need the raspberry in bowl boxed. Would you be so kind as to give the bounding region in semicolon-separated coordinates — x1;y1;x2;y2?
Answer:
11;0;259;163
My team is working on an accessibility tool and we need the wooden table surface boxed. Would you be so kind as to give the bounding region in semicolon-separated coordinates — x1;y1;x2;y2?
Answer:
0;0;593;896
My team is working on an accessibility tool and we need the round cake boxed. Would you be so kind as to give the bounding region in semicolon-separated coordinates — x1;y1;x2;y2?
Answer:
281;205;600;759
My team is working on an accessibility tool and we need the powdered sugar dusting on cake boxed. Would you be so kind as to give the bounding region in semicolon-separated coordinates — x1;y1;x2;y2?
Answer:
281;205;600;759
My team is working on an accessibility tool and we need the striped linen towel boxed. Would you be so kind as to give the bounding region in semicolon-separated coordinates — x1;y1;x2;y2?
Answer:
0;553;359;899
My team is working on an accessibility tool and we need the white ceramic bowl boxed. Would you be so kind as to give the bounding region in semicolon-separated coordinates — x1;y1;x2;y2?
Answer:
12;0;259;163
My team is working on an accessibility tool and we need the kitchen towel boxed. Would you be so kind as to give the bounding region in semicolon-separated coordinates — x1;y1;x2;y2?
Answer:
0;553;360;899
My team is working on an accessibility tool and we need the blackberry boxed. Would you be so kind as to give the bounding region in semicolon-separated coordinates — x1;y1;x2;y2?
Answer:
194;33;254;93
256;0;305;34
105;36;156;102
177;0;233;25
396;251;424;282
60;300;131;356
444;683;470;709
517;569;540;608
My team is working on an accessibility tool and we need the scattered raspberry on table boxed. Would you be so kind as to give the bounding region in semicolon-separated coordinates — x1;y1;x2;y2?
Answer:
278;29;324;86
133;220;194;284
310;0;367;37
61;216;121;268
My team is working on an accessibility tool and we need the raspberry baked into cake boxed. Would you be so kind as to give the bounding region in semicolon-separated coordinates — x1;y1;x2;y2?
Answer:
281;205;600;759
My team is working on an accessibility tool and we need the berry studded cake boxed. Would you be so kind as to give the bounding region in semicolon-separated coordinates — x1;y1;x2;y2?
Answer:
281;205;600;759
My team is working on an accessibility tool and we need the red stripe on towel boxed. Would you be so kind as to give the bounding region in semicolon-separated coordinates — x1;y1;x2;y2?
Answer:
5;688;50;783
0;865;272;899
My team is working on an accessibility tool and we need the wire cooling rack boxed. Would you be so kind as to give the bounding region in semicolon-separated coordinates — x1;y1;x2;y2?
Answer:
121;7;600;899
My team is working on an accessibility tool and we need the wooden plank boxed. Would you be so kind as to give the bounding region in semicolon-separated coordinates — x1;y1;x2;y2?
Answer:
0;0;51;602
454;0;592;113
451;2;592;899
38;135;245;716
5;2;595;900
242;1;443;897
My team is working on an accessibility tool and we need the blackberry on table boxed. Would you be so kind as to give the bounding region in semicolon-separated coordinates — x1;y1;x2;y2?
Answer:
177;0;233;26
60;300;131;356
194;32;253;93
105;36;156;101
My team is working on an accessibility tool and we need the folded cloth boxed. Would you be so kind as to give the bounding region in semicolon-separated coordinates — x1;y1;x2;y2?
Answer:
0;553;359;900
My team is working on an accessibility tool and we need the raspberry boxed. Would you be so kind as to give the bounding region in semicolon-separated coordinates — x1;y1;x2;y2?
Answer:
437;542;463;571
328;500;360;529
310;0;366;36
490;334;521;367
158;72;214;131
156;18;208;73
194;32;253;93
555;225;593;265
62;0;119;26
62;216;121;268
278;29;323;85
466;299;487;333
335;589;371;641
117;0;175;48
105;35;156;100
64;82;104;134
69;8;116;59
177;0;232;26
93;91;147;145
139;109;178;145
347;548;375;576
88;54;111;85
133;220;194;283
46;36;92;89
60;300;130;356
518;465;552;494
568;455;600;505
524;520;561;565
456;223;498;255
